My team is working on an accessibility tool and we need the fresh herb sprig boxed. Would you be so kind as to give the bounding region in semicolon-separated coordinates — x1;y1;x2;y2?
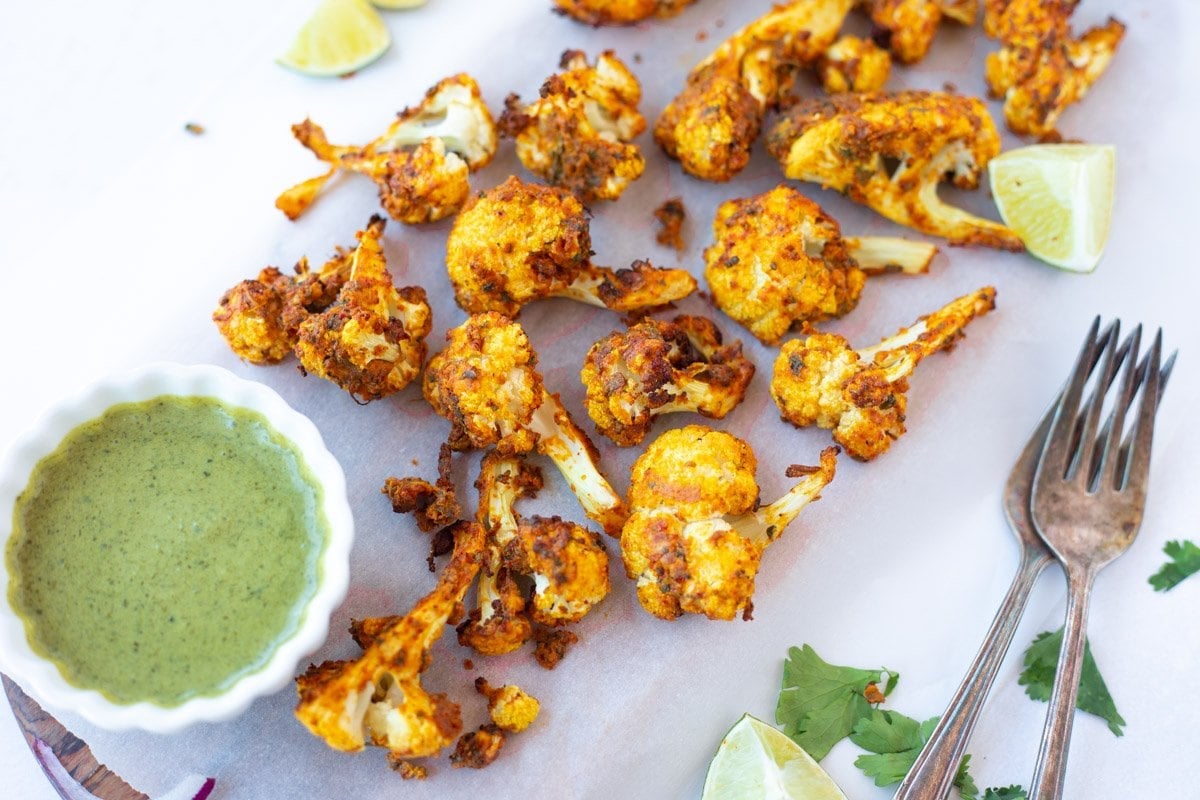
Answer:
776;644;1025;798
1148;539;1200;591
1018;628;1126;736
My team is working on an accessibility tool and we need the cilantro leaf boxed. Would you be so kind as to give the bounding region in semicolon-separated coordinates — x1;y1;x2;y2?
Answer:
849;710;974;792
848;708;926;754
982;786;1028;800
1018;628;1126;736
956;755;979;799
776;644;892;761
1149;539;1200;591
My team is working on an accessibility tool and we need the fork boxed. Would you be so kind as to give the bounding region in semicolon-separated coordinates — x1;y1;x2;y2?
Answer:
1028;321;1172;799
893;320;1123;800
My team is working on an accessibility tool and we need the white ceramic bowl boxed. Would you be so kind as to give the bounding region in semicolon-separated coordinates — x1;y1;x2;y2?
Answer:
0;363;353;733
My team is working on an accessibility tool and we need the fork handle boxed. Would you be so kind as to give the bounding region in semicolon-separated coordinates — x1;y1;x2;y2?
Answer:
894;549;1052;800
1029;565;1097;800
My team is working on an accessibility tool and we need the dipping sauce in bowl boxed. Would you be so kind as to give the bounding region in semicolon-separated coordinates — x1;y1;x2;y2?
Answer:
0;364;353;732
8;395;327;706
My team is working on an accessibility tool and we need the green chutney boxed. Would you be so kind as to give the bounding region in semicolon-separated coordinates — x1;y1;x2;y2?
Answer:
5;395;329;706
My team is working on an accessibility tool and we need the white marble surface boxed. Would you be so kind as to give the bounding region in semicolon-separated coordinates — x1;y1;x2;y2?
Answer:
1;1;1198;798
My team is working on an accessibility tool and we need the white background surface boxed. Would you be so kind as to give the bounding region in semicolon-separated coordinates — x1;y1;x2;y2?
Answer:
2;1;1198;798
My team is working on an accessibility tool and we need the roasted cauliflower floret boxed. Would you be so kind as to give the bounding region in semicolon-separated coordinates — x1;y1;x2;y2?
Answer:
771;286;996;460
703;186;937;347
294;520;485;761
654;0;854;182
294;216;432;401
276;74;497;223
554;0;698;25
581;315;755;446
424;313;628;535
446;176;694;317
475;678;540;733
500;50;646;202
512;516;610;626
457;453;542;656
621;425;837;621
213;243;354;365
768;90;1023;250
458;566;533;656
864;0;978;64
984;0;1125;140
819;34;892;93
467;455;609;641
704;186;865;346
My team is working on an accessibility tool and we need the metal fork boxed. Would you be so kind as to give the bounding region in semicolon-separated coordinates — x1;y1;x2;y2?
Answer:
1027;321;1171;799
894;320;1121;800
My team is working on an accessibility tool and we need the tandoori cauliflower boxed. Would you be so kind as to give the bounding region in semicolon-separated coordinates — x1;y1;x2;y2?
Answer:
554;0;698;25
212;242;353;365
460;453;609;653
513;515;610;626
770;286;996;460
654;0;854;182
767;90;1023;249
446;176;694;317
276;74;498;223
621;425;838;621
863;0;978;64
581;315;755;446
294;520;485;762
703;185;937;346
294;216;432;401
818;34;892;93
499;50;646;202
423;312;628;536
983;0;1125;140
457;453;541;656
475;678;540;732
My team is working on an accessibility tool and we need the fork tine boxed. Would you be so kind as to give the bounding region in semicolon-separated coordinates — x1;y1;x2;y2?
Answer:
1119;329;1164;496
1095;343;1174;491
1069;322;1123;485
1039;316;1109;482
1161;350;1178;386
1083;333;1137;487
1089;325;1139;490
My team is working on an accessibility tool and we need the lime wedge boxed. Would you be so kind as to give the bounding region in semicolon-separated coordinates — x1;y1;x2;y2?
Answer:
701;714;849;800
277;0;391;78
988;144;1116;273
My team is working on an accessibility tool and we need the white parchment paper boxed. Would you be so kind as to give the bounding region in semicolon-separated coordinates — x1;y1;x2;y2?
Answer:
1;1;1198;798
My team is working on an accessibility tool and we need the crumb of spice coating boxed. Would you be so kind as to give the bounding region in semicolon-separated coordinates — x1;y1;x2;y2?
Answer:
450;725;505;768
387;756;428;779
864;682;887;704
786;462;825;478
533;627;578;669
654;197;687;252
184;122;205;135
